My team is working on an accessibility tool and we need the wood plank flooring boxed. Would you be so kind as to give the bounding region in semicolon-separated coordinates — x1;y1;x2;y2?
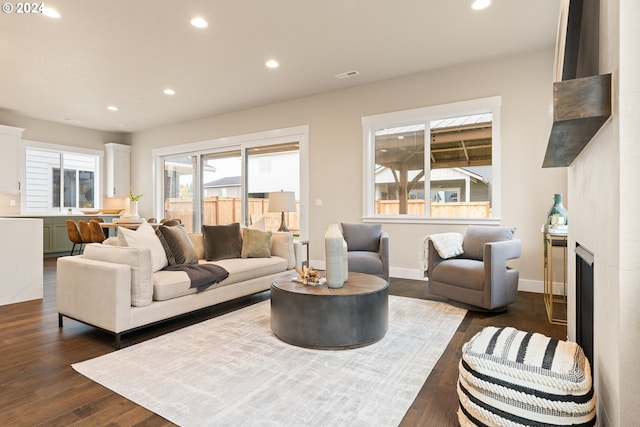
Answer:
0;258;566;426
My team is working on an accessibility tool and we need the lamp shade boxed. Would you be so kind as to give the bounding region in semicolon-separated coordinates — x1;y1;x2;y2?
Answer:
268;191;296;213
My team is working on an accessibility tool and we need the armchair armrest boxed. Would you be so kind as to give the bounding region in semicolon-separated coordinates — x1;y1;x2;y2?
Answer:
484;238;522;264
379;232;390;281
426;239;446;278
484;239;522;307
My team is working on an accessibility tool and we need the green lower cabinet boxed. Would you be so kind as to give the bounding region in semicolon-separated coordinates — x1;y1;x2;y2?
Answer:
33;215;117;257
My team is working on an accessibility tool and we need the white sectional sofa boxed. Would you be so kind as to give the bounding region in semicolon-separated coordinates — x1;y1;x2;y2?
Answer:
57;228;302;348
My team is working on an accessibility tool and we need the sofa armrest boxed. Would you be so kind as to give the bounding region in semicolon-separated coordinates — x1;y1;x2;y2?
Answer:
57;256;132;334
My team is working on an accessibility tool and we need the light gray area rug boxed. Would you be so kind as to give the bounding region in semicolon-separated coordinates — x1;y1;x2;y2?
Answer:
73;295;466;427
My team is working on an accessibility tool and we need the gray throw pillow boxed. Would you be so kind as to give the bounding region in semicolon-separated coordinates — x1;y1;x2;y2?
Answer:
340;223;382;252
202;223;243;261
156;225;198;265
463;226;515;260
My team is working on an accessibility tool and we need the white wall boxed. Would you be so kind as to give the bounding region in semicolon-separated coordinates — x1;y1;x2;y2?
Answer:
567;0;640;425
131;48;564;286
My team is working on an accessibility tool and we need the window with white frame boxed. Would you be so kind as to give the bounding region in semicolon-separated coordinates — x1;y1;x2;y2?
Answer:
153;126;309;238
24;144;101;213
362;96;501;223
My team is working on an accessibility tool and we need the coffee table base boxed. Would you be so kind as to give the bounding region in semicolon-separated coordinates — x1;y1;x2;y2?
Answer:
270;273;389;349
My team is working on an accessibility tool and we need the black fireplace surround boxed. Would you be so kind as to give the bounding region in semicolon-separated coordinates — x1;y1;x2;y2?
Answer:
576;243;594;371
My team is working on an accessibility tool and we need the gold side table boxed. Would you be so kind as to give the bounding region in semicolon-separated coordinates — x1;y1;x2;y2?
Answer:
543;232;567;325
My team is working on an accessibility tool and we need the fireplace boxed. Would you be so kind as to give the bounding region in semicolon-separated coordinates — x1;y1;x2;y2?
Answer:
575;243;594;371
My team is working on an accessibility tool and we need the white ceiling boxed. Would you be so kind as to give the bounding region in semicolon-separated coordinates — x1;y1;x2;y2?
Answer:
0;0;561;133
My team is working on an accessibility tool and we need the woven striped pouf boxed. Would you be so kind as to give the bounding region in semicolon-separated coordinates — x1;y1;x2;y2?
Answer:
458;326;596;426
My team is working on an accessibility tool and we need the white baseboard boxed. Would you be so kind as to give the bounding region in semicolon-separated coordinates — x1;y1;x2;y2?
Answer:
518;279;543;293
389;267;427;281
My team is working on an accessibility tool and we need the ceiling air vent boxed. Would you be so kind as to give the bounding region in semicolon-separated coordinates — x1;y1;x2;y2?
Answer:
334;70;360;79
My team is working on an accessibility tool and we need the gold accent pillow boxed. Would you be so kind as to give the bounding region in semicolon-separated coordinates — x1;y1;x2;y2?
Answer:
241;228;272;258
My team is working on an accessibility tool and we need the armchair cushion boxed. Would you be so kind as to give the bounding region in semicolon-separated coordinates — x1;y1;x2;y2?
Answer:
340;223;381;252
463;226;515;260
347;251;384;277
430;258;484;291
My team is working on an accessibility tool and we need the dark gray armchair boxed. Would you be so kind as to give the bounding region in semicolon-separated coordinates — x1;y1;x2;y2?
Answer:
426;226;521;312
340;223;389;282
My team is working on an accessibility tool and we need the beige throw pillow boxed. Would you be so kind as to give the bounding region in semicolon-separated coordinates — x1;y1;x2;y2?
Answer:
241;228;272;258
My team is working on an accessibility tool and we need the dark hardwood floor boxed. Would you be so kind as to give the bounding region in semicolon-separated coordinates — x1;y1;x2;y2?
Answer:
0;258;566;426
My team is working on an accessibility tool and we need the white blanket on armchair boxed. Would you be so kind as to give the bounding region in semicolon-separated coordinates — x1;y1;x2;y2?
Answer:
420;233;464;277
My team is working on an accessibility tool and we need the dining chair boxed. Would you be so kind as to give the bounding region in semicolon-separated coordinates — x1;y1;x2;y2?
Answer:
77;221;92;246
65;220;84;255
88;220;106;243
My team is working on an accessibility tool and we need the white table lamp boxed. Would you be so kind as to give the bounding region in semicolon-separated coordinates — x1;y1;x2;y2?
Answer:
268;191;296;232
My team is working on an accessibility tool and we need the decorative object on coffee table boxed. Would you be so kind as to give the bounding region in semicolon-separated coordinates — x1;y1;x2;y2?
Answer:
324;223;348;288
268;190;296;232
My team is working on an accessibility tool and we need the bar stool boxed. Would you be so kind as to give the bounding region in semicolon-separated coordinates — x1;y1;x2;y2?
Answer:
65;220;84;255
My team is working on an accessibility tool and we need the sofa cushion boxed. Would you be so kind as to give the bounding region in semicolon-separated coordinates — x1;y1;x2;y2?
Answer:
202;223;243;261
341;223;381;252
156;225;198;265
152;256;288;301
241;228;272;258
463;226;515;261
83;243;154;307
270;232;296;269
118;222;168;272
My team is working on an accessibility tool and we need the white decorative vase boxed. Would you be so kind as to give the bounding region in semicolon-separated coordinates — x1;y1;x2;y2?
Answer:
325;224;348;288
130;201;139;218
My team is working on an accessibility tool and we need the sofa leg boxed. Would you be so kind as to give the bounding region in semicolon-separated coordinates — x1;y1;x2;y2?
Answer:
115;333;122;350
58;313;63;328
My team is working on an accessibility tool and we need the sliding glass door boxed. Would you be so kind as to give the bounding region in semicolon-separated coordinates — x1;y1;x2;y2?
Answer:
160;142;300;234
246;142;300;234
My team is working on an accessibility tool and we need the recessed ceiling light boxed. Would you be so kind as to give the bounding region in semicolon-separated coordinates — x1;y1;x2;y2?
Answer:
163;88;176;95
42;7;61;18
471;0;491;10
107;105;118;111
265;59;279;69
190;17;208;28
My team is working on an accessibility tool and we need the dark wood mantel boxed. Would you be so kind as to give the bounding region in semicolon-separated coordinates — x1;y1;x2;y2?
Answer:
542;73;612;168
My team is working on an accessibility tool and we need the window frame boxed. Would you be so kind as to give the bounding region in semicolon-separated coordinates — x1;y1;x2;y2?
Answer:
362;96;502;225
152;125;309;239
20;140;103;213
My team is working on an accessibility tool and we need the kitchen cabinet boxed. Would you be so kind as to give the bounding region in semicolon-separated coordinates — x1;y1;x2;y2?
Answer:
0;125;24;193
105;143;131;197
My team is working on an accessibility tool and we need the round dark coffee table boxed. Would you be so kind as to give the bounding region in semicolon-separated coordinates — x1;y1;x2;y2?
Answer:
270;272;389;349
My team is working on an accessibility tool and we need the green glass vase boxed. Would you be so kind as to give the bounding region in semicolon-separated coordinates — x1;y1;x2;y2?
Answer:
547;193;568;227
